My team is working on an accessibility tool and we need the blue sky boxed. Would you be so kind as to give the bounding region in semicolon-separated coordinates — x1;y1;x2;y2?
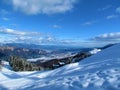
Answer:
0;0;120;47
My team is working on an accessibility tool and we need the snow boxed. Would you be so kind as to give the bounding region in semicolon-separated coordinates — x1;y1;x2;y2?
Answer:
0;44;120;90
89;48;101;54
59;62;65;65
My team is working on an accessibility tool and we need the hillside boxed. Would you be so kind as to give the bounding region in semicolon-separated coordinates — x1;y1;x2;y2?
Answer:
0;44;120;90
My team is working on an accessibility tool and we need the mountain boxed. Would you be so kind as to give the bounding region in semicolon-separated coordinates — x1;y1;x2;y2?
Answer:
0;43;120;90
4;43;86;50
4;43;43;49
0;43;93;61
0;44;93;70
0;46;48;60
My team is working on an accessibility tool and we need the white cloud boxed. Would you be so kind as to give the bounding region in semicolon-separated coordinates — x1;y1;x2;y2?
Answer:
0;27;40;36
2;17;10;21
116;7;120;13
53;24;61;29
82;21;97;26
106;15;118;19
98;5;112;11
0;27;57;44
15;36;32;40
0;28;25;35
0;9;9;15
11;0;77;15
10;23;18;26
12;36;38;44
1;28;120;47
91;32;120;42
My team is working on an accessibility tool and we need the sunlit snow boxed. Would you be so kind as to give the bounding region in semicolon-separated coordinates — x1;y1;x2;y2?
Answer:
0;44;120;90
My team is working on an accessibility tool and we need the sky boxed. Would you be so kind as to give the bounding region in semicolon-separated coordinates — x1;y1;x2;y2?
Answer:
0;0;120;47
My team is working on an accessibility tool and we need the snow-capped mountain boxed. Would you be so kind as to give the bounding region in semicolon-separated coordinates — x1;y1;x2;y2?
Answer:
0;43;120;90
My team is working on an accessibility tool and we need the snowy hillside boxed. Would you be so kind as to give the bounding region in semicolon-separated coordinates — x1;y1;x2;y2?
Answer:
0;44;120;90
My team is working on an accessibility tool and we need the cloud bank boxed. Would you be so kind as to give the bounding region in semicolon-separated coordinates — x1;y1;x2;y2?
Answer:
0;27;120;47
91;32;120;42
10;0;77;15
0;27;57;44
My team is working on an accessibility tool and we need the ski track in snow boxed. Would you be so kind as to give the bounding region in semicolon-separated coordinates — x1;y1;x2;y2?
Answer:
0;44;120;90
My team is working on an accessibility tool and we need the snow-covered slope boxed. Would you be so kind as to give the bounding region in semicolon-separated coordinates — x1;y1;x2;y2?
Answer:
0;44;120;90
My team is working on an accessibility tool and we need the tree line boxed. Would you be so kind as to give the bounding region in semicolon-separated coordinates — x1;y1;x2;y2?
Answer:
9;56;44;71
